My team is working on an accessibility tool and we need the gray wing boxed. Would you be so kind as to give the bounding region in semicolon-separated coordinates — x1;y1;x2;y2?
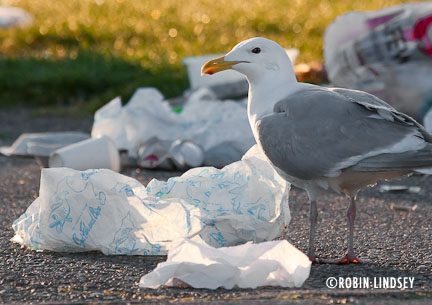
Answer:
329;87;396;110
330;87;432;142
257;87;432;180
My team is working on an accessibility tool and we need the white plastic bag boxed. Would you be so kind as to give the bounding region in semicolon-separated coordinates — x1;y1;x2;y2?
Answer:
139;238;311;289
324;3;432;118
91;87;255;167
12;145;290;255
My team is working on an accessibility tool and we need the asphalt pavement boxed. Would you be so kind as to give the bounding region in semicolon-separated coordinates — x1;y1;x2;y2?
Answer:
0;108;431;304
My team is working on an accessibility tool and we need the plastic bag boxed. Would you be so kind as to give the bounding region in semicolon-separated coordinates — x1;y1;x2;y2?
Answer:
324;3;432;119
91;87;255;168
139;238;311;289
12;145;290;255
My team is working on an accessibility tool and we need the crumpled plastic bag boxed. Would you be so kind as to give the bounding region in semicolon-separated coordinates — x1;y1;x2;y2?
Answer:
12;145;290;255
139;238;311;289
324;3;432;119
91;87;255;168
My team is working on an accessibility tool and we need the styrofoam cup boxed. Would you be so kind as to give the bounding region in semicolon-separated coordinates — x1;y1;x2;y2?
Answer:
49;136;120;172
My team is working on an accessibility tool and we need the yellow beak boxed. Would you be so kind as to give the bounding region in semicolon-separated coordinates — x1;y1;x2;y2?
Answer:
201;56;245;75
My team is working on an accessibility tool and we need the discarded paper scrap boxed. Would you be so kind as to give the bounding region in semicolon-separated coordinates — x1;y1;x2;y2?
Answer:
139;238;311;289
379;184;421;194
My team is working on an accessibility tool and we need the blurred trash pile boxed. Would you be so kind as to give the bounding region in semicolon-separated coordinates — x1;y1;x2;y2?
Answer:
92;87;255;169
139;238;310;289
324;2;432;119
0;87;255;171
0;5;32;28
12;145;290;255
0;49;302;171
0;132;90;167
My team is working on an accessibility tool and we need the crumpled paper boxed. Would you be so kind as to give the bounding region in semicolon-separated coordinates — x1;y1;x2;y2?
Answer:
140;238;311;289
12;145;290;254
91;87;255;167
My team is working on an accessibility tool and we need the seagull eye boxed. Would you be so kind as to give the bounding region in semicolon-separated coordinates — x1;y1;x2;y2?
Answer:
251;47;261;54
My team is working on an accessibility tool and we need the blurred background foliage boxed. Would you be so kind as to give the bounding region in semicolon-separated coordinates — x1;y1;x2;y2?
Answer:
0;0;419;113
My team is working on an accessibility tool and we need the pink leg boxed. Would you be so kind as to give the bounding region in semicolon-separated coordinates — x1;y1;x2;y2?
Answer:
318;196;367;264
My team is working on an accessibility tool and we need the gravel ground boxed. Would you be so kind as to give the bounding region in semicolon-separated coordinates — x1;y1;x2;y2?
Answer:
0;108;431;304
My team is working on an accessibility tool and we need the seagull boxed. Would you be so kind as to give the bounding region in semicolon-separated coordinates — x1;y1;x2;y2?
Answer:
201;37;432;264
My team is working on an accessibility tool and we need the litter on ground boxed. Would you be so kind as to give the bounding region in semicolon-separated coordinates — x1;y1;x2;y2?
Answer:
324;2;432;119
91;87;256;169
139;238;311;289
12;145;290;255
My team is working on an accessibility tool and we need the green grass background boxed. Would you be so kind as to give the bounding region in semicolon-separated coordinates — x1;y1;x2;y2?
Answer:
0;0;422;112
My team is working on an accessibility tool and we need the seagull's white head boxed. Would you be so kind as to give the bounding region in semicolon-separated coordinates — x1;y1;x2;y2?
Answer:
201;37;296;85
